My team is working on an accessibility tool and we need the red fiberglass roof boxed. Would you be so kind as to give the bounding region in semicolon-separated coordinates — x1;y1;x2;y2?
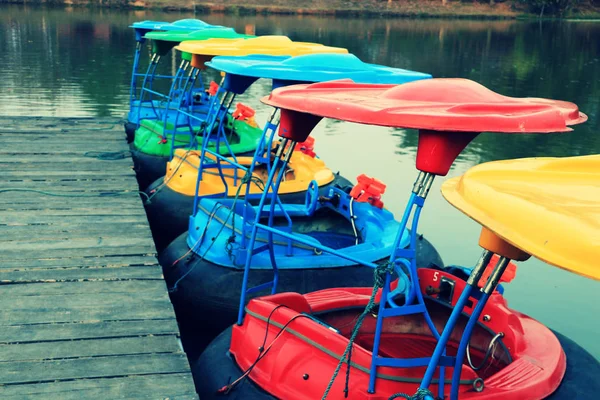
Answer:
261;78;586;134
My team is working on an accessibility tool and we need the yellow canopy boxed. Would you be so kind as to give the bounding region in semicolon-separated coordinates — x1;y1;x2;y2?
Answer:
441;155;600;280
176;35;348;57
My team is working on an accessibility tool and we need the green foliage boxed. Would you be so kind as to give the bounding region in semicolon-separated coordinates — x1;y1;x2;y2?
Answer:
516;0;578;15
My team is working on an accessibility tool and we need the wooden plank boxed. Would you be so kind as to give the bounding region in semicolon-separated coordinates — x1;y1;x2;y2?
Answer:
0;208;148;220
0;318;179;344
0;236;155;253
0;292;175;325
0;147;132;155
0;208;147;218
0;353;191;385
0;170;137;179
0;154;134;163
0;116;195;396
0;125;125;133
0;179;141;191
1;213;149;225
0;116;121;123
0;265;163;283
1;246;157;260
0;335;181;362
0;122;124;129
0;134;125;142
1;373;197;399
0;193;144;206
0;163;134;173
0;224;152;242
0;280;166;296
0;255;158;270
0;196;143;207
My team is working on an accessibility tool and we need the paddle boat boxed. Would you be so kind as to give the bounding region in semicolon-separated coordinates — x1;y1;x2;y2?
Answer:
158;81;456;360
126;19;228;139
145;53;432;250
128;29;254;145
192;78;596;399
131;35;348;190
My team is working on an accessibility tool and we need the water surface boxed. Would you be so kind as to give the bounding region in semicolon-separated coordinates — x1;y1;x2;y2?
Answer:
0;5;598;359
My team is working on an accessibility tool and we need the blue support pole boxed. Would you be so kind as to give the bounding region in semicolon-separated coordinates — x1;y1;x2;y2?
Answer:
368;172;445;395
129;41;143;108
419;250;493;391
449;256;510;400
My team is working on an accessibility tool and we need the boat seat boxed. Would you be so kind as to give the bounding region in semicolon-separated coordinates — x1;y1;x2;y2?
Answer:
305;288;372;313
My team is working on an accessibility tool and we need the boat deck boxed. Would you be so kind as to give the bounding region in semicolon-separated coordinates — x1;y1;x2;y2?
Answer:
0;117;197;399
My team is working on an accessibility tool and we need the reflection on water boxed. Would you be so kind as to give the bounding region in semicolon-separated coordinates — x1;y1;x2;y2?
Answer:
0;5;598;359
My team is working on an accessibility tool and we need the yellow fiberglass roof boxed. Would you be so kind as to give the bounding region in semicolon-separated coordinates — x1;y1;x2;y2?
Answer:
175;35;348;57
441;155;600;280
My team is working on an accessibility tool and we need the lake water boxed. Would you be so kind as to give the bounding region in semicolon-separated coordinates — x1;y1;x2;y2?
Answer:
0;5;598;360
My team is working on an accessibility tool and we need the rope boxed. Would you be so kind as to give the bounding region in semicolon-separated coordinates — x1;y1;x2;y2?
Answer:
0;188;150;202
144;148;195;204
321;261;395;400
218;311;309;395
388;388;435;400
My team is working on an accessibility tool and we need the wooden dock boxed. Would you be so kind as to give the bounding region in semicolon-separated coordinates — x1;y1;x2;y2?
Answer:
0;117;197;399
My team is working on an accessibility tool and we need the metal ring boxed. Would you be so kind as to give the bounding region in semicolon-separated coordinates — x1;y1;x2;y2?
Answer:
473;378;485;392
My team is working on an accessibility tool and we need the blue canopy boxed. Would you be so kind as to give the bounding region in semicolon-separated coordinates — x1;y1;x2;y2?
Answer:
206;53;432;90
129;19;225;41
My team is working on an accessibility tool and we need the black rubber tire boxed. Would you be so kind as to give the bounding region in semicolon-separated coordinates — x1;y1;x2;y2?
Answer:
159;231;444;359
193;327;276;399
146;173;354;253
124;122;136;143
133;147;264;193
192;328;599;399
131;148;169;191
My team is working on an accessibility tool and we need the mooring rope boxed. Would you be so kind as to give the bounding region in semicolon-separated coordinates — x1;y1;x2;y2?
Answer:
0;188;150;202
167;172;265;292
321;261;394;400
389;388;435;400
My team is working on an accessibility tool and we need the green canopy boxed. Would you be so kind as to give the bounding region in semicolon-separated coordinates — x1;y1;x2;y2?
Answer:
145;28;254;56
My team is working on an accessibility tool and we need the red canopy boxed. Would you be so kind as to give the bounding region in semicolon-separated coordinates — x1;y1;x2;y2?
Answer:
263;79;586;175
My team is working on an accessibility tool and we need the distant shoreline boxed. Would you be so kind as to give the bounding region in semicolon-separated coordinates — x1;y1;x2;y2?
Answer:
2;0;600;20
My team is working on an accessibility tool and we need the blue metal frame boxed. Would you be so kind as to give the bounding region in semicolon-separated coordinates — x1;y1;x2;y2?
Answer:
170;56;516;399
367;178;447;397
127;19;222;127
184;53;435;220
419;253;511;400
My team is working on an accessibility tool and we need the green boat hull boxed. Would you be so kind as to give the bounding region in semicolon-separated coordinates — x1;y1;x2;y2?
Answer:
132;117;263;157
131;117;263;189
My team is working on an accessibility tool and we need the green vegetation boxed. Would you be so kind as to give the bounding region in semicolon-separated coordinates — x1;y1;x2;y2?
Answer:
517;0;579;16
1;0;599;19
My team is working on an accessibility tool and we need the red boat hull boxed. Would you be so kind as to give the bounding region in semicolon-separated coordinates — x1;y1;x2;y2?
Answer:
229;268;566;399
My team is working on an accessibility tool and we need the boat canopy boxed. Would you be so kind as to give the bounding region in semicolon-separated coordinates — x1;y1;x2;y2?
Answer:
130;19;223;32
442;155;600;280
262;78;586;132
144;28;251;57
206;53;432;86
176;35;348;58
144;28;251;43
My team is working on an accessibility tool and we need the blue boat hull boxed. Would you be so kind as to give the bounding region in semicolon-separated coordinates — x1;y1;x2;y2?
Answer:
158;231;443;359
146;174;353;252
